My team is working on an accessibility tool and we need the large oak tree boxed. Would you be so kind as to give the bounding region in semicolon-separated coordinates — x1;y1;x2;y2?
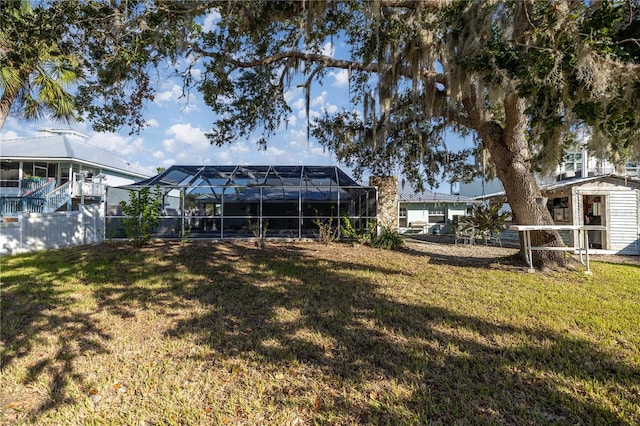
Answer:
23;0;640;268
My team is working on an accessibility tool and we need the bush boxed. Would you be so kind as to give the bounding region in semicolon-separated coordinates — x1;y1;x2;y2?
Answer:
249;219;268;249
313;216;339;244
371;226;404;250
340;214;374;244
119;186;162;246
458;203;511;244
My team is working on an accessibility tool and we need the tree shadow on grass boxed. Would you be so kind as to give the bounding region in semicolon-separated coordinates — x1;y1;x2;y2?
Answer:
160;242;639;424
1;241;638;424
1;248;112;420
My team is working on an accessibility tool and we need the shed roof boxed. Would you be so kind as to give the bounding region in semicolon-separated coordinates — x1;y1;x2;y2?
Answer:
541;174;640;192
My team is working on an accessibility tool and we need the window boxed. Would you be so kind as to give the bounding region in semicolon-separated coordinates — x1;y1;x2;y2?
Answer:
0;161;20;187
562;151;583;172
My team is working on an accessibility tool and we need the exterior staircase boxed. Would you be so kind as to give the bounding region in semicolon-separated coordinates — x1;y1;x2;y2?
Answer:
0;178;72;217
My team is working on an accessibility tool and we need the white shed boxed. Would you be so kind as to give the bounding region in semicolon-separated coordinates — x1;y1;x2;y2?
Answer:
541;175;639;255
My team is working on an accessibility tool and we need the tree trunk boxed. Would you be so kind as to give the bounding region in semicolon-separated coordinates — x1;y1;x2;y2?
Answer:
0;88;17;131
466;92;567;269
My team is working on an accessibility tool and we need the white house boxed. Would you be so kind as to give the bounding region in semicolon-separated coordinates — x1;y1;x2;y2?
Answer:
1;129;153;217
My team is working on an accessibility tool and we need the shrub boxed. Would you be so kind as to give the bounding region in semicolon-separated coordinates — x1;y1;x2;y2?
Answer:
249;219;268;248
313;216;339;244
340;214;374;244
371;226;404;250
119;186;162;246
458;203;511;244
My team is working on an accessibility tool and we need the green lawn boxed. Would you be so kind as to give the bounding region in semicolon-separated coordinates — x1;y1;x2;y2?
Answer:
1;241;639;425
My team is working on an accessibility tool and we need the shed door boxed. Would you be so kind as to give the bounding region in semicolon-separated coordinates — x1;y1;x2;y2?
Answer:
582;194;607;249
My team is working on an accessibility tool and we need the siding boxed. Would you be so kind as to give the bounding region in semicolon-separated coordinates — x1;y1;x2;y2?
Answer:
609;191;639;254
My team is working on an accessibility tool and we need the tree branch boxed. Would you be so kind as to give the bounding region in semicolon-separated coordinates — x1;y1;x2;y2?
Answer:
189;44;446;83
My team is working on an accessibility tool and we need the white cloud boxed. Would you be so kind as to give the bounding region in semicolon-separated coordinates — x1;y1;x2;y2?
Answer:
152;150;165;159
298;108;310;119
310;146;331;158
161;158;176;168
181;102;201;114
214;150;232;163
163;123;210;154
311;92;326;107
162;138;179;153
87;132;144;156
303;91;338;117
187;67;202;82
330;69;350;88
284;87;302;103
287;128;307;143
202;9;221;33
155;83;184;105
291;98;305;111
321;41;335;57
324;103;338;114
147;118;160;128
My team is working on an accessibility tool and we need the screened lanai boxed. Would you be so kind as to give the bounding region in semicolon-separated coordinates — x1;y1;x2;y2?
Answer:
105;165;377;239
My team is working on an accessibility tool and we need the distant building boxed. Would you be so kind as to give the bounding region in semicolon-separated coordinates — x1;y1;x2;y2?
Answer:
396;181;473;235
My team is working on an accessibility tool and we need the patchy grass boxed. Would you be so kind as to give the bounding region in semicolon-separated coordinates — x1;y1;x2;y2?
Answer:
1;241;639;425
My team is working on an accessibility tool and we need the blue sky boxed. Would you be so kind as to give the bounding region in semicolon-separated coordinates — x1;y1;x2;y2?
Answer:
0;9;361;179
0;41;350;176
0;9;473;189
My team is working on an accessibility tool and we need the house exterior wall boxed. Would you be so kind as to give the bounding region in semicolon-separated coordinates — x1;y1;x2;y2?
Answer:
398;202;468;234
403;203;467;224
405;204;429;224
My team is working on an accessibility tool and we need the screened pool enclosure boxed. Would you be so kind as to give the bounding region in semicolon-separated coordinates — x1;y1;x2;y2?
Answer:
105;165;378;239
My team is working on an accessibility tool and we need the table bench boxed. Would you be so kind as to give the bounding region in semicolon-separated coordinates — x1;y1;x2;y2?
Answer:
509;225;590;274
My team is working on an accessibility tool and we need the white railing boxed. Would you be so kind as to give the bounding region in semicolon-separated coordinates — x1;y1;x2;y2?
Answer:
72;180;107;198
22;177;56;196
45;181;72;212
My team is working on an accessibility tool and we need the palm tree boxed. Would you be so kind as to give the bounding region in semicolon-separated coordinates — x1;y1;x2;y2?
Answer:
0;1;81;131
